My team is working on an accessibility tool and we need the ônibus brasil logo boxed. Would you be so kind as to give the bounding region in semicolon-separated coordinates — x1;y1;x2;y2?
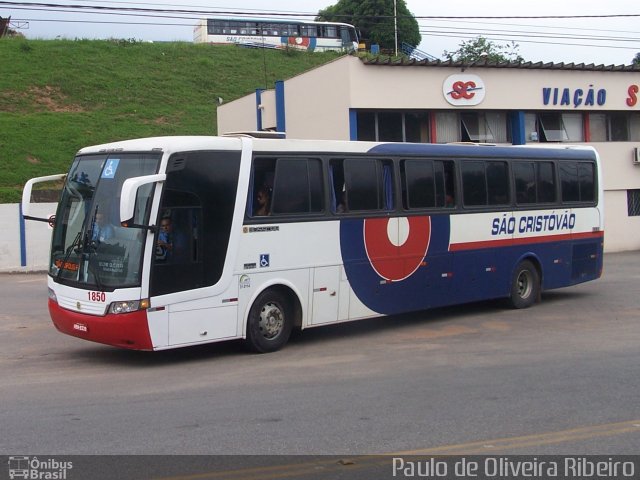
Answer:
8;456;73;479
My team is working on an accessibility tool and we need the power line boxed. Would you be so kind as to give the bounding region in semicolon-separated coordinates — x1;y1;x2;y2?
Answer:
417;25;640;44
421;32;640;51
1;2;639;20
3;1;639;56
425;18;640;36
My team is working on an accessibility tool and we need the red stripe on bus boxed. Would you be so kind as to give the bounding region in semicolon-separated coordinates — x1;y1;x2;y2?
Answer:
449;231;604;252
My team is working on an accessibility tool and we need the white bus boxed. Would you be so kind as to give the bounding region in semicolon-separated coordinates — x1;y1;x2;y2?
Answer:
193;17;359;52
22;135;604;353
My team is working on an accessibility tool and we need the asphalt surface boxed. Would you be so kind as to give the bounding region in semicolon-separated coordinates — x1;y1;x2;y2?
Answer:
1;252;639;478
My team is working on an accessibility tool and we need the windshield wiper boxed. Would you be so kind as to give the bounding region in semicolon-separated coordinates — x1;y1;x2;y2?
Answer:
85;204;106;291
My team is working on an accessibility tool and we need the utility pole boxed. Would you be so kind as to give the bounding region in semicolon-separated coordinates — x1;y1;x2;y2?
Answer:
393;0;398;56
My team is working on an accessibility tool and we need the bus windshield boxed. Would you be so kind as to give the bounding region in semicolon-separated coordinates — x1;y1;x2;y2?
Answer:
50;152;161;290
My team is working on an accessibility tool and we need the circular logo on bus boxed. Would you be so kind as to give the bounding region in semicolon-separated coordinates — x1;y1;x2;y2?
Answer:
284;36;316;51
363;216;431;282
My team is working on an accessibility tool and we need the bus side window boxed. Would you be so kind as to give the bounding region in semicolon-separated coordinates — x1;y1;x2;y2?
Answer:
342;158;393;212
537;162;557;203
487;161;509;205
271;158;324;215
514;161;536;204
578;162;596;202
250;158;276;217
330;160;347;213
462;160;509;207
462;161;487;206
402;159;436;209
560;162;580;202
437;160;456;208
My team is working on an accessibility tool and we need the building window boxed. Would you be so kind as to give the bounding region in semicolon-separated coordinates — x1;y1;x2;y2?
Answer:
356;111;430;143
588;114;608;142
539;113;584;142
632;114;640;141
610;114;629;140
589;112;640;142
356;110;509;144
588;113;640;142
435;112;459;143
378;111;403;142
526;113;584;142
460;112;508;143
405;112;430;142
357;112;376;141
628;190;640;216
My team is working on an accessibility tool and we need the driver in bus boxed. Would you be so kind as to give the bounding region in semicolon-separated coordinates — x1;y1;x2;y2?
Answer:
91;211;114;244
156;216;174;261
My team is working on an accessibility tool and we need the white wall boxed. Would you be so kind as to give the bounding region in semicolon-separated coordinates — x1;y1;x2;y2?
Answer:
217;92;258;134
284;57;354;140
0;203;56;272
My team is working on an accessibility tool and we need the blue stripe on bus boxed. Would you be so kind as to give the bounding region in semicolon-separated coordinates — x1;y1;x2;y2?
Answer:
339;216;602;315
367;143;597;161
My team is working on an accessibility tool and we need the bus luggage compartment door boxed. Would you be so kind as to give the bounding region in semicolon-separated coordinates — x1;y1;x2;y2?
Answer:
310;266;341;325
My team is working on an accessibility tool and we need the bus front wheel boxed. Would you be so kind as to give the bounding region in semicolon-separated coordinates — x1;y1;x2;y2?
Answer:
246;289;293;353
509;260;540;309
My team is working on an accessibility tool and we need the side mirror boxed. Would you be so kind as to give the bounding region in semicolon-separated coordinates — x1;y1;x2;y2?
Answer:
119;174;166;229
22;173;67;222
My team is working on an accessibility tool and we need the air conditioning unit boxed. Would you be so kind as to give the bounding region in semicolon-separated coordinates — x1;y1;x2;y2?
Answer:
634;147;640;165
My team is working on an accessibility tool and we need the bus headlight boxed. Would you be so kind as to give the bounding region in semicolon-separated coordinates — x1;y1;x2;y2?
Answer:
48;288;58;303
109;299;150;314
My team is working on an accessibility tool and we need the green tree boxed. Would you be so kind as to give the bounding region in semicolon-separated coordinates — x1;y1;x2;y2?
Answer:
317;0;421;52
444;36;524;63
633;52;640;65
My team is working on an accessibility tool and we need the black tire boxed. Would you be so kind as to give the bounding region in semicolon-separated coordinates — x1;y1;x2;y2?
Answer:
245;289;293;353
509;260;540;309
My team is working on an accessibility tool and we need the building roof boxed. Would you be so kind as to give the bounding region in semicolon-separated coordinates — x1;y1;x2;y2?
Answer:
361;56;640;72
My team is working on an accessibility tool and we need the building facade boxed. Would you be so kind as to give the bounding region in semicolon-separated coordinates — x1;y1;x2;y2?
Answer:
218;55;640;252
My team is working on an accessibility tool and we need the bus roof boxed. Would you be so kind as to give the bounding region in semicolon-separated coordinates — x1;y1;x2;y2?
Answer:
76;135;598;161
204;17;357;28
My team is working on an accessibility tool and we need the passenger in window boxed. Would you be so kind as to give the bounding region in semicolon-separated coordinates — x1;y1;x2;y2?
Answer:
336;189;348;213
255;185;271;216
445;194;455;208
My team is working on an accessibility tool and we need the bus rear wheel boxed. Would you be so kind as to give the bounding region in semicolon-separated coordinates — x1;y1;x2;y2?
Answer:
246;289;293;353
509;260;540;309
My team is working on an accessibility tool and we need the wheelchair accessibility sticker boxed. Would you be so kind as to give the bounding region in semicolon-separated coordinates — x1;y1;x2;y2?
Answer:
101;158;120;179
259;254;270;268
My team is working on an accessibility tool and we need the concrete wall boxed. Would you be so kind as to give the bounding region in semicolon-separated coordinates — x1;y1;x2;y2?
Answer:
0;203;56;272
284;57;354;140
217;91;258;134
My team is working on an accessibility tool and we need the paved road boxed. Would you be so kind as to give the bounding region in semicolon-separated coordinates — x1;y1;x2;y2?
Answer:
1;252;639;466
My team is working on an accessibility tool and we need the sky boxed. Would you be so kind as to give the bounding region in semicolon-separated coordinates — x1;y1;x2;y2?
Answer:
2;0;639;65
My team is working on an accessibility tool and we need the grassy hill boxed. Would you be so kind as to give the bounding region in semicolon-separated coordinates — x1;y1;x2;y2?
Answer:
0;38;342;202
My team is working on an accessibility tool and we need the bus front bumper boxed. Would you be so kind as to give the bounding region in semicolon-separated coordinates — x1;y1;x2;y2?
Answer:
49;299;153;350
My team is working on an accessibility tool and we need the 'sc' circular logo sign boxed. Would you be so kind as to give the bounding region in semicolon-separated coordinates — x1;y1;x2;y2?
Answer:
363;216;431;282
443;74;486;106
